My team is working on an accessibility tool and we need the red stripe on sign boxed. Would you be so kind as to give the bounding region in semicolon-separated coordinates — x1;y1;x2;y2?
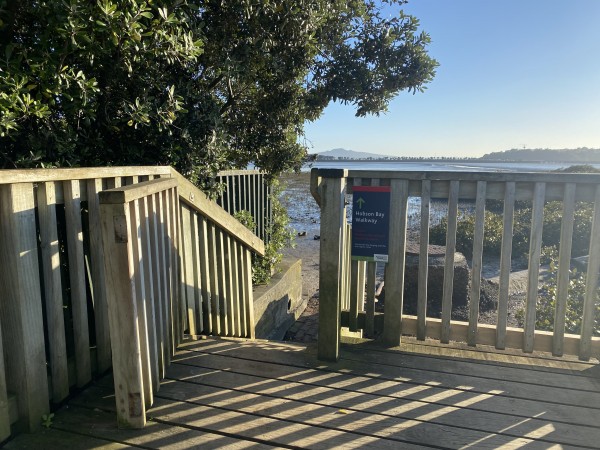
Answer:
353;186;391;193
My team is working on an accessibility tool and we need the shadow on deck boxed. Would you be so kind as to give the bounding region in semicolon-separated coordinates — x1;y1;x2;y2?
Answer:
6;337;600;449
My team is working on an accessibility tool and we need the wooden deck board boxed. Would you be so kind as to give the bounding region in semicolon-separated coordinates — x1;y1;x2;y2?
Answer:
6;337;599;449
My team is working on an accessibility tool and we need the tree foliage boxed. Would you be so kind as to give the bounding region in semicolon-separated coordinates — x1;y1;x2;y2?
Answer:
0;0;437;183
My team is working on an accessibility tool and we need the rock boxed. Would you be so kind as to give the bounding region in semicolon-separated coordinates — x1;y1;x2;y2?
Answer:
403;250;471;316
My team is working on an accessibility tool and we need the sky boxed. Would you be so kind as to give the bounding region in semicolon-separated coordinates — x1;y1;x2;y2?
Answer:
303;0;600;158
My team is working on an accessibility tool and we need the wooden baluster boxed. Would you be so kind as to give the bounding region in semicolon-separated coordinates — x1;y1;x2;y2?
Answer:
191;213;204;335
553;183;576;356
230;239;241;337
63;180;92;386
468;181;487;346
524;182;546;353
181;206;197;334
383;179;409;347
496;182;516;350
216;229;229;336
441;180;460;344
207;222;221;335
349;260;360;332
129;199;153;408
237;243;249;338
580;185;600;360
86;179;112;374
169;188;182;348
0;183;49;431
365;262;377;337
139;195;160;390
197;217;212;334
417;180;431;341
243;247;256;339
37;182;69;402
224;235;236;336
0;322;9;440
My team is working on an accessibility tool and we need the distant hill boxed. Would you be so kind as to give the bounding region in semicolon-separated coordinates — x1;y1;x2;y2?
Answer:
313;148;391;160
481;148;600;162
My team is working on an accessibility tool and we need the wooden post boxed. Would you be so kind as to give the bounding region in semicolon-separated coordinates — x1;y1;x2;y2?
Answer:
99;201;146;428
383;179;409;347
316;170;347;361
0;183;49;431
37;182;69;402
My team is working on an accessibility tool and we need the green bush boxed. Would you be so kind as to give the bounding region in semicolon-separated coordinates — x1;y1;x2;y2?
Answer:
430;202;592;259
517;255;600;336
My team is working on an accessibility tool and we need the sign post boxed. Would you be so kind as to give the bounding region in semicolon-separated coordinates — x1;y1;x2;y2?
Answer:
351;186;391;263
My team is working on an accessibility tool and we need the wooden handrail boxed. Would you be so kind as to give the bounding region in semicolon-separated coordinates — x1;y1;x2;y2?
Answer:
169;168;265;256
0;166;171;184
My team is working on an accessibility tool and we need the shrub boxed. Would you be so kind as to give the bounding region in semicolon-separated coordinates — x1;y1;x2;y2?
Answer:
234;179;294;285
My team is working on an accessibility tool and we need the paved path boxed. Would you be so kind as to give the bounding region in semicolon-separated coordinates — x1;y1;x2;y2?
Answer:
284;294;319;343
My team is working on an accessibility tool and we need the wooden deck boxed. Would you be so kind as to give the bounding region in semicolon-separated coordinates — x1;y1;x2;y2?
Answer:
6;337;600;449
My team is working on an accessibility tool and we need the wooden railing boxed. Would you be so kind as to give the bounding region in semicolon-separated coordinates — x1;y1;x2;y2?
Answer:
216;170;272;243
0;166;265;435
311;168;600;362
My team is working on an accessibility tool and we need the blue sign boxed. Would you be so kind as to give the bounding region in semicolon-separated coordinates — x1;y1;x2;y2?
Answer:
351;186;391;262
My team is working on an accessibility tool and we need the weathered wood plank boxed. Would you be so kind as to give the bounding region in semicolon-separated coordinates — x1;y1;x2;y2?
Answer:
365;262;376;337
190;212;204;335
553;183;576;356
317;172;347;360
224;236;236;336
580;184;600;360
0;322;10;441
348;260;360;332
207;222;221;335
441;180;459;344
161;189;176;355
215;230;229;336
496;182;516;349
180;206;197;335
383;179;409;347
417;179;431;341
169;187;182;347
230;239;241;337
37;182;69;402
86;179;112;374
0;183;50;431
197;216;212;334
149;193;168;377
99;201;146;428
523;182;546;353
160;370;543;449
0;166;171;185
237;243;249;338
64;180;92;387
468;181;486;346
138;196;160;393
244;248;256;339
100;178;177;205
129;200;153;408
